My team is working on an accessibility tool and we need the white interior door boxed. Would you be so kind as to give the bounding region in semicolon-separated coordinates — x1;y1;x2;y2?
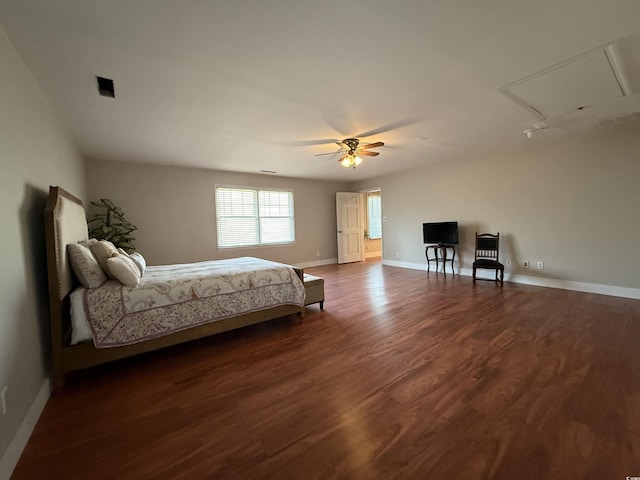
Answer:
336;192;363;264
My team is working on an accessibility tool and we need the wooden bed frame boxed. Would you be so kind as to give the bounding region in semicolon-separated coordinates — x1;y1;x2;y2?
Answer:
45;186;304;388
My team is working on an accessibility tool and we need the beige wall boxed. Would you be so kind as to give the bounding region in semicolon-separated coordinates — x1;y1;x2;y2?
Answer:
356;119;640;291
0;28;85;466
86;159;350;266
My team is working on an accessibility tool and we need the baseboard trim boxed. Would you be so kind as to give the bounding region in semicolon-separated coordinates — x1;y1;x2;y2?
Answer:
382;259;426;271
296;258;338;269
0;379;50;480
381;259;640;300
500;272;640;299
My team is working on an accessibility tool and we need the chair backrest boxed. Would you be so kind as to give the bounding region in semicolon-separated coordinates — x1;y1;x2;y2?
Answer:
475;232;500;261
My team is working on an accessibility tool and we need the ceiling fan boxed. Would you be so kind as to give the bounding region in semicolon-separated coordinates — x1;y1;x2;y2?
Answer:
315;137;385;168
290;117;421;169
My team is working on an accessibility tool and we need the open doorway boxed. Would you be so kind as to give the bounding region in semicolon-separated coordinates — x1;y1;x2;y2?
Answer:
362;188;382;262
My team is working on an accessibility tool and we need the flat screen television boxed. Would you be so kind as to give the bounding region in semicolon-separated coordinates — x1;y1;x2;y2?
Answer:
423;221;459;245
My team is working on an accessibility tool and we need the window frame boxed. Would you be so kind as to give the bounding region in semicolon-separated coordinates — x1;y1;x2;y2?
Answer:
215;185;295;249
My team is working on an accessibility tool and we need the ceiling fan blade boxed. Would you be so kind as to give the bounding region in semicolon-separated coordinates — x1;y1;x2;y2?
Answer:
286;138;341;147
355;117;422;138
323;110;355;137
359;150;380;157
361;141;384;149
337;154;347;163
315;149;343;157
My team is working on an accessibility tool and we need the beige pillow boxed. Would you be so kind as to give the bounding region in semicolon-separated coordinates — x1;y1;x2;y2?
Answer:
67;243;107;288
106;254;141;287
89;240;119;279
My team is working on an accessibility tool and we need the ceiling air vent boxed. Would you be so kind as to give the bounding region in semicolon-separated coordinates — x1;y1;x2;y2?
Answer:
96;76;115;98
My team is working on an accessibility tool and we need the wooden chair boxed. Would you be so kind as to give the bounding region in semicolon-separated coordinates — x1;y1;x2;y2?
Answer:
472;232;504;286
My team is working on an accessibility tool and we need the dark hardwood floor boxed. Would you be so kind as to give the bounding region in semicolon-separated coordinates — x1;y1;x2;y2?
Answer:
12;261;640;479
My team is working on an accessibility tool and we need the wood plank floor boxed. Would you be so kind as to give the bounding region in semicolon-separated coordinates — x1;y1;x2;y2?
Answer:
12;261;640;479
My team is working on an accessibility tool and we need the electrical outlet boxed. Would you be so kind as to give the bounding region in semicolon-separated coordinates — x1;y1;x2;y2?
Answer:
395;252;400;259
316;250;320;257
506;259;512;266
1;386;7;415
537;261;544;269
523;261;530;268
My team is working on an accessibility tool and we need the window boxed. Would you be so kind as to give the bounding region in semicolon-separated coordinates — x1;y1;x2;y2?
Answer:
367;191;382;239
215;186;294;248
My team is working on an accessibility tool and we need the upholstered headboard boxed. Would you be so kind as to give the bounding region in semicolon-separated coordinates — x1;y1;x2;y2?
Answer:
45;186;88;300
45;186;88;362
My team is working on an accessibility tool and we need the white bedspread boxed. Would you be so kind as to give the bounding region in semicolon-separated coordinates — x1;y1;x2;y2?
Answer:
72;257;304;348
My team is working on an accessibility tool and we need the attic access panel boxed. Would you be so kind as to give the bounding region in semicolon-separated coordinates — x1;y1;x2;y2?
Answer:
504;49;625;119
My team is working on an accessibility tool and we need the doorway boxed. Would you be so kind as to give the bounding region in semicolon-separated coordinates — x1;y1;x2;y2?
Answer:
363;188;382;261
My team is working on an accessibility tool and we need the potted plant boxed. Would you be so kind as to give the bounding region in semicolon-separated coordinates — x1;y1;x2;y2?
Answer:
87;198;137;252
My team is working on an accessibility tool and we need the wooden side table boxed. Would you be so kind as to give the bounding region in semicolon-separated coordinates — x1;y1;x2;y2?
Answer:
425;244;456;276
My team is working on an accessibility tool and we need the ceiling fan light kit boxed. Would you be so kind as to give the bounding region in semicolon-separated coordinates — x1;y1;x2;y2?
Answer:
340;155;363;169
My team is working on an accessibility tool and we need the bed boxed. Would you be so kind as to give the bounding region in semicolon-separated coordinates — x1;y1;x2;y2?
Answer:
45;186;305;388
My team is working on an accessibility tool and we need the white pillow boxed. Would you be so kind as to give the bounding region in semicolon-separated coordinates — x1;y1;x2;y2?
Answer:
67;243;107;288
106;254;141;287
70;288;92;344
117;249;147;276
130;252;147;275
89;240;119;279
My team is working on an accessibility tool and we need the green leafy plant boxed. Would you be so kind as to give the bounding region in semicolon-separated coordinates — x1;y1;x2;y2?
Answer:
87;198;137;252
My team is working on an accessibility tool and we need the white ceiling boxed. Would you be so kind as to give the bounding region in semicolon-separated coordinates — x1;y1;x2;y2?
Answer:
2;1;640;181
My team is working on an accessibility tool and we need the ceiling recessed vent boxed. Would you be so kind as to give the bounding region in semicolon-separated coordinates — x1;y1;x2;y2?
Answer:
96;76;115;98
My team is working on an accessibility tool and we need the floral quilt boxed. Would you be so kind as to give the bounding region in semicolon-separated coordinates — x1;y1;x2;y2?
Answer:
80;257;305;348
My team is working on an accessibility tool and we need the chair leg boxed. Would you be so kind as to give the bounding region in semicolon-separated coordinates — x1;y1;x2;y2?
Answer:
472;266;476;284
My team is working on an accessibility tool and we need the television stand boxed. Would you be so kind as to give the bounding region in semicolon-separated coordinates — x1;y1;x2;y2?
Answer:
425;244;456;276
